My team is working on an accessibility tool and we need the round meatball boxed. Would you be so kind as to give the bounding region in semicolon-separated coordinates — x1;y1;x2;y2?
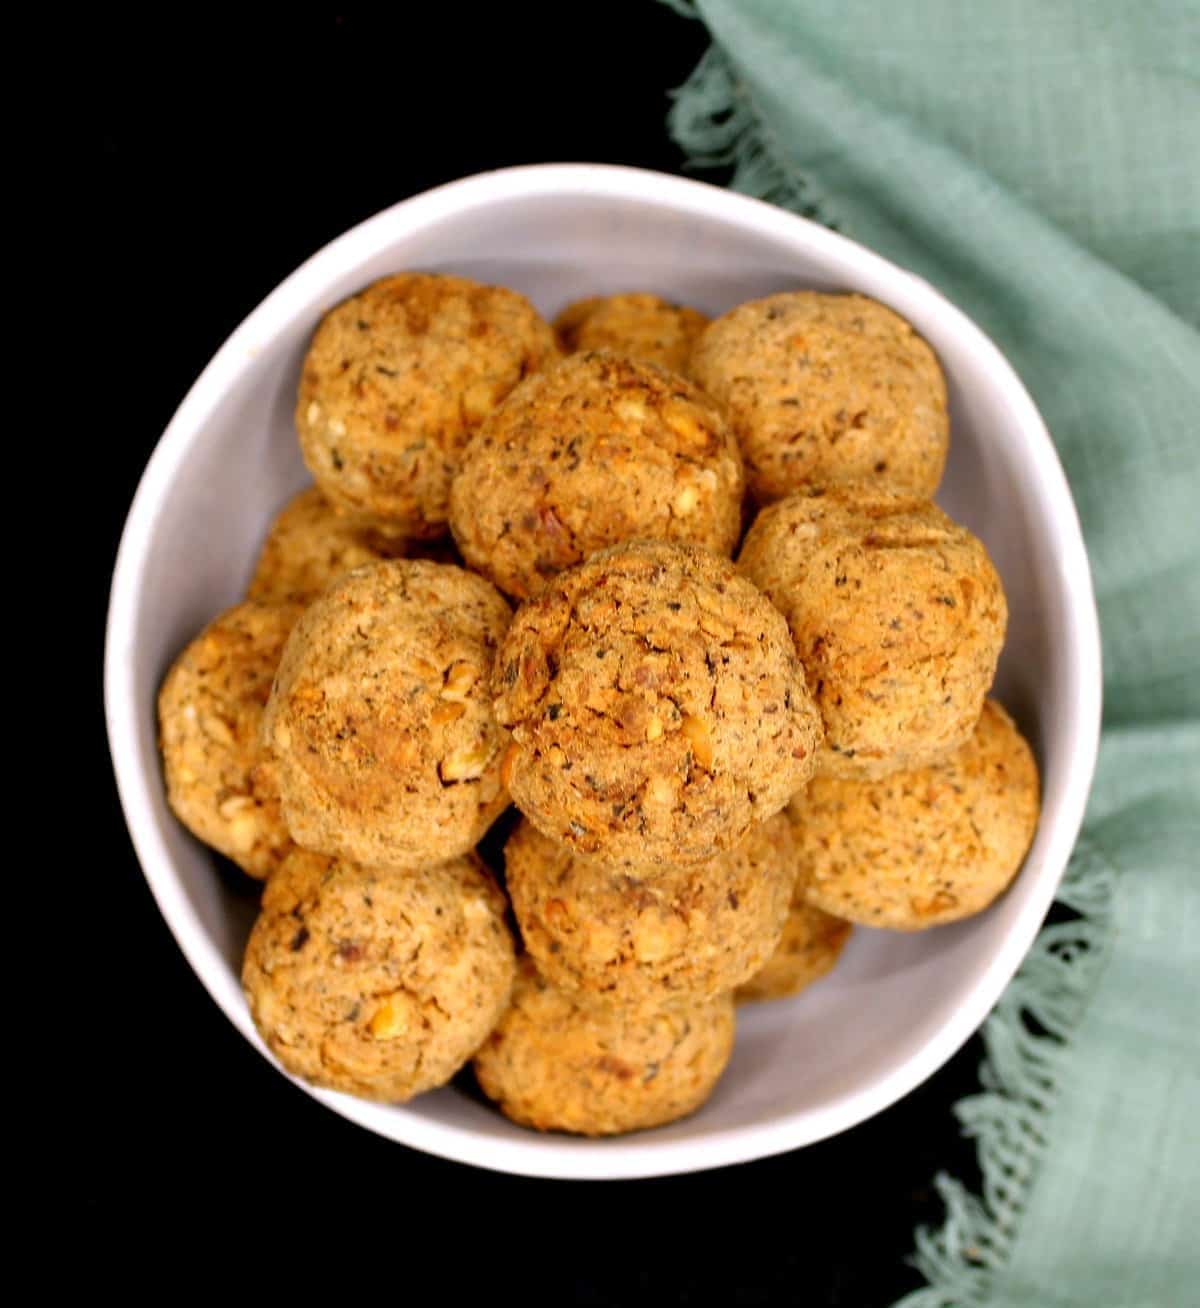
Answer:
506;813;796;1003
553;293;709;374
296;273;559;537
159;601;303;878
243;848;515;1102
739;486;1006;777
493;540;822;866
793;699;1040;929
449;352;744;599
473;956;735;1135
263;561;512;868
690;291;948;501
246;485;409;604
736;898;851;1002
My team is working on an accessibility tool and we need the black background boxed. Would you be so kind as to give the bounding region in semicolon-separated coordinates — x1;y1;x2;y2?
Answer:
79;7;986;1300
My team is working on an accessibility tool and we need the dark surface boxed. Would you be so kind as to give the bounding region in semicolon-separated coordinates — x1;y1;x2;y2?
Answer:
79;7;986;1300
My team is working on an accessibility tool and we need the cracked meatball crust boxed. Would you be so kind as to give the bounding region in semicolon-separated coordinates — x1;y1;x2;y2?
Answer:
262;560;512;868
473;956;734;1135
553;293;709;373
739;486;1006;777
736;897;852;1002
792;699;1040;929
158;600;304;878
493;540;822;866
243;848;515;1101
449;351;744;600
246;485;409;605
507;812;797;1003
296;272;559;537
690;290;949;502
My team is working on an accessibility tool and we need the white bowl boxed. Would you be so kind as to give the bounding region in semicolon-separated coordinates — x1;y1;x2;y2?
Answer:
105;163;1101;1179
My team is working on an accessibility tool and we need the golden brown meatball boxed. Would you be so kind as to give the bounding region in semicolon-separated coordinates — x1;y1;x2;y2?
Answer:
158;601;303;878
493;540;822;866
553;293;709;374
262;561;511;868
736;898;851;1002
690;291;948;501
793;699;1040;929
246;485;409;604
506;813;796;1003
296;273;559;537
449;352;744;600
243;848;515;1102
473;957;735;1135
738;486;1006;777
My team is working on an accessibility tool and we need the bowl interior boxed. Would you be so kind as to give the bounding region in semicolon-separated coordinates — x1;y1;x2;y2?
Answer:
108;167;1097;1177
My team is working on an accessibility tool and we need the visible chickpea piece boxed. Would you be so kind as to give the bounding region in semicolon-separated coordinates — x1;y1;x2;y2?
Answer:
430;701;467;726
462;894;494;924
368;993;414;1040
632;909;687;963
441;660;479;702
663;405;710;452
218;794;254;820
646;775;677;807
227;813;261;853
698;609;735;642
646;715;664;742
439;743;492;783
673;485;700;516
201;713;235;746
681;715;714;770
463;381;500;422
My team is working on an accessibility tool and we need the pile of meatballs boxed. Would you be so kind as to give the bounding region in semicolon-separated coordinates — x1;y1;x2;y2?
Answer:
158;277;1040;1136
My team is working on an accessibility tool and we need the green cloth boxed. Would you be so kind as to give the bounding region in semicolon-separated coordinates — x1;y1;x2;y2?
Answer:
665;4;1200;1304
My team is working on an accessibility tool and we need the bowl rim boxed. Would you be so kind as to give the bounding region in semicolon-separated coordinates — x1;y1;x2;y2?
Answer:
105;162;1103;1179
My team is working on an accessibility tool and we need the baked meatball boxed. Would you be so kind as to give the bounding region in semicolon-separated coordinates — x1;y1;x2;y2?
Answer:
553;293;708;374
690;291;948;501
449;352;744;599
793;699;1040;929
243;848;515;1102
159;601;303;878
246;485;408;604
473;956;735;1135
296;273;558;537
493;540;822;865
506;813;796;1003
736;898;851;1002
263;561;511;868
739;486;1006;776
